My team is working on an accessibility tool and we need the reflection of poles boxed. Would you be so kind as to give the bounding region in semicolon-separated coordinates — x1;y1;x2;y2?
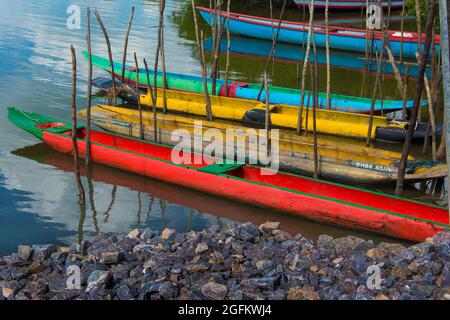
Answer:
86;8;93;166
95;10;116;105
395;0;437;196
87;174;100;235
70;45;86;243
192;0;213;121
137;192;142;225
297;0;314;134
144;59;158;142
256;0;288;101
121;7;135;84
103;185;117;223
134;53;144;140
146;195;155;223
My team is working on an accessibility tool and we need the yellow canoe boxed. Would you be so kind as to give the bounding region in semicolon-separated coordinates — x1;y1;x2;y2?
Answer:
78;105;447;184
135;88;407;140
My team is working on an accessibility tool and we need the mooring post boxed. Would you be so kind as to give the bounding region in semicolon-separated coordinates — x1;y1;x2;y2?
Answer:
121;7;135;84
297;0;314;134
144;58;158;142
438;0;450;216
325;0;331;109
95;10;117;105
395;0;437;196
70;45;86;206
256;0;288;101
86;7;93;166
224;0;231;96
134;52;144;140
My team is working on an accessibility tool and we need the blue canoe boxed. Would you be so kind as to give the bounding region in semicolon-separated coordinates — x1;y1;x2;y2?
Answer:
86;52;417;114
197;6;440;59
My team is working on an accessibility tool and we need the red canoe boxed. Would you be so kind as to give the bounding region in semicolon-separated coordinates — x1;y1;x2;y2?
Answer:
8;107;449;242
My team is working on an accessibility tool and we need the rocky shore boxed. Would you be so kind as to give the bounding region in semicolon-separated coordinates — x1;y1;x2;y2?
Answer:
1;222;449;300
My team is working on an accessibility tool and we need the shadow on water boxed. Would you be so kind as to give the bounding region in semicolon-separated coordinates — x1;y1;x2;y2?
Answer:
12;143;413;246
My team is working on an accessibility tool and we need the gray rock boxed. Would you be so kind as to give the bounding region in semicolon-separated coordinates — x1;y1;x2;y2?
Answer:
18;245;32;261
201;281;227;300
32;245;57;262
87;270;111;292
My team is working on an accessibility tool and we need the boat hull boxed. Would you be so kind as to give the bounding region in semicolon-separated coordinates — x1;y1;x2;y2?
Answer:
8;107;449;242
293;0;404;10
85;52;415;114
42;131;446;242
197;7;440;59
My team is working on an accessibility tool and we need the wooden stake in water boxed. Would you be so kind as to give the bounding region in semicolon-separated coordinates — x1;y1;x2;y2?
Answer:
121;7;135;84
85;7;93;166
395;0;437;196
134;52;144;140
224;0;231;97
144;58;158;142
264;71;270;131
297;0;314;134
191;0;213;120
256;0;288;101
401;63;410;119
158;0;168;112
95;9;116;105
70;45;86;206
210;3;223;96
325;0;331;109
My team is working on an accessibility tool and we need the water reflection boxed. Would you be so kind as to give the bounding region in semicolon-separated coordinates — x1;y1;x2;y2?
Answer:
0;0;437;254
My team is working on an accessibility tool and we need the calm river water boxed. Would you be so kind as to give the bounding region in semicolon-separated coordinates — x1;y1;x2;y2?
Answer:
0;0;437;255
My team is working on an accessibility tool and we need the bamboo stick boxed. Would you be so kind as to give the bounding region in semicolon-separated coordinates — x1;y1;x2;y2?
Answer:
256;0;288;101
401;63;410;119
159;0;168;112
70;45;86;206
399;0;405;63
325;0;330;109
224;0;231;96
134;52;144;140
297;0;314;134
191;0;213;120
85;8;93;166
264;71;270;131
144;58;158;142
121;7;135;84
200;30;213;121
312;28;319;178
94;10;116;105
395;0;437;196
210;3;223;96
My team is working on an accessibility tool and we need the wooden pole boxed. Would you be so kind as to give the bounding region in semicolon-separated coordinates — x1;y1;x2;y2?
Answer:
438;0;450;217
94;10;116;105
256;0;288;101
144;58;158;142
210;3;223;96
159;0;168;112
401;63;410;119
121;7;135;84
264;71;270;131
191;0;213;120
224;0;231;96
200;30;213;121
366;25;387;146
296;0;314;134
399;0;405;63
395;0;437;196
85;7;93;166
134;52;144;140
312;27;319;178
70;45;86;206
325;0;331;109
